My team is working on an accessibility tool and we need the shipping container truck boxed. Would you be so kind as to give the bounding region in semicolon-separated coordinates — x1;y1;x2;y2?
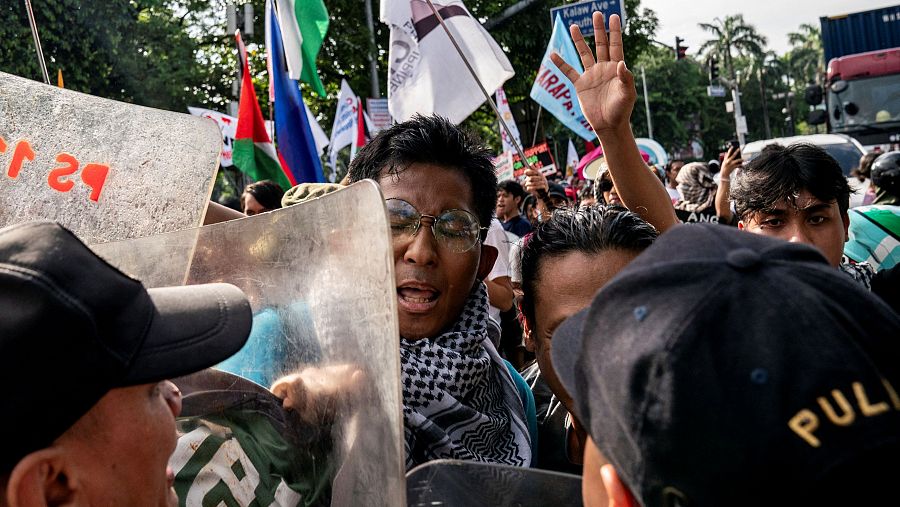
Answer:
815;6;900;146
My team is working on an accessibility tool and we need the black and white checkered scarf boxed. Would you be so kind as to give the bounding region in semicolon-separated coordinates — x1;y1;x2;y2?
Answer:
675;162;718;213
400;284;532;470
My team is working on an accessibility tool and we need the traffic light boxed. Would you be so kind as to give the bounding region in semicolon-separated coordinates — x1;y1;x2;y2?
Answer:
709;58;719;82
675;37;687;60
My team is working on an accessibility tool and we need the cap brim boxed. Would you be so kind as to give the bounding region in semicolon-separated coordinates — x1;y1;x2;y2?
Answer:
124;283;252;384
550;306;590;412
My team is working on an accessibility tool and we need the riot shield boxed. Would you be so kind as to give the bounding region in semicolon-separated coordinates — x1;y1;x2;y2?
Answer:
406;460;583;507
0;71;221;244
93;181;405;506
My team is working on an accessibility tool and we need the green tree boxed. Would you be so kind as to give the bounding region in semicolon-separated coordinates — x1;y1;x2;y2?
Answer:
697;14;766;82
785;23;823;86
0;0;242;112
630;45;733;158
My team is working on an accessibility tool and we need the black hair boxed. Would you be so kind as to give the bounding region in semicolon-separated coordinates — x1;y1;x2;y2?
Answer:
498;179;526;200
731;143;852;221
666;159;685;172
348;114;497;230
519;205;658;328
522;194;538;224
242;180;284;211
854;152;879;180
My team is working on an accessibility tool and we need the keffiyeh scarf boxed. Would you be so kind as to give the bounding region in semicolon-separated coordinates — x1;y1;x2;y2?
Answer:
400;284;532;469
675;162;718;213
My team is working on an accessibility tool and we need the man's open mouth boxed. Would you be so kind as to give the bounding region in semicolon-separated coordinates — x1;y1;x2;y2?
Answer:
397;283;440;312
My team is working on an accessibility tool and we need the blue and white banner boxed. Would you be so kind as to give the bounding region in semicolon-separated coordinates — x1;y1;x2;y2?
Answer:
529;15;595;141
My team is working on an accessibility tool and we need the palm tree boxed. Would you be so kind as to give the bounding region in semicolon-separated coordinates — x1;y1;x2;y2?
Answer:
746;51;781;138
786;23;824;85
698;15;767;83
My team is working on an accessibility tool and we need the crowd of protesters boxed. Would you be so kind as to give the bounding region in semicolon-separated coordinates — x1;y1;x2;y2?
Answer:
3;11;900;507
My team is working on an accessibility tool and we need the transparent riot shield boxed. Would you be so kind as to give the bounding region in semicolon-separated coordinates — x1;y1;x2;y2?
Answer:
0;71;221;243
406;460;583;507
92;181;404;506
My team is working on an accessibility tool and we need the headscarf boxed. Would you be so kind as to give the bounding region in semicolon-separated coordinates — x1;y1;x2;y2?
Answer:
675;162;717;212
400;284;532;469
281;183;343;207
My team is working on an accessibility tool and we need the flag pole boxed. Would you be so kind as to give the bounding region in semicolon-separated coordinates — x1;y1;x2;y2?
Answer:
23;0;50;85
423;0;551;201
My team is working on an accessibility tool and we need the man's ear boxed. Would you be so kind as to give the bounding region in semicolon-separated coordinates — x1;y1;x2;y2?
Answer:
600;464;639;507
841;211;850;242
6;448;79;507
477;244;498;281
521;313;536;352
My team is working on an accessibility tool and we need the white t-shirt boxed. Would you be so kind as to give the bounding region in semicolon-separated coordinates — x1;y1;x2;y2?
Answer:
507;232;523;285
666;187;681;205
484;218;511;325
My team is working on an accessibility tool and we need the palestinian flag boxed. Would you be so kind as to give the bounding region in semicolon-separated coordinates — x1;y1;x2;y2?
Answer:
232;31;292;191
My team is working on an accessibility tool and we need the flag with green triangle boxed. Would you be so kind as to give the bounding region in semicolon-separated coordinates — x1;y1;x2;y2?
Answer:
232;31;292;191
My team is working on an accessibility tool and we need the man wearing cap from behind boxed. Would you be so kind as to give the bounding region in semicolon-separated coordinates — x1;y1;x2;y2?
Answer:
0;221;252;507
552;224;900;507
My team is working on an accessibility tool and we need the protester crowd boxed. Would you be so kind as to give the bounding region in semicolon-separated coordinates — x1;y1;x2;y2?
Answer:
4;11;900;507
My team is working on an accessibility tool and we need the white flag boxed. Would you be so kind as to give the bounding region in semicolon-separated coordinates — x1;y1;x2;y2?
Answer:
306;106;329;157
380;0;515;124
274;0;304;81
188;107;237;167
496;87;522;153
566;139;579;174
328;80;361;170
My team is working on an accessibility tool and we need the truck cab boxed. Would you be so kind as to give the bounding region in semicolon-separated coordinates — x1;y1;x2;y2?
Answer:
827;48;900;146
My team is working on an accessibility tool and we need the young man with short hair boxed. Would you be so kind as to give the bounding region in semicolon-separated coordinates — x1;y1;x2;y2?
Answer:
728;143;874;287
345;114;534;469
497;180;532;237
0;221;252;507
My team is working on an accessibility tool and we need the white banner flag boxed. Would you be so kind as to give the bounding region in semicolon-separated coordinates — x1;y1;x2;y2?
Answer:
380;0;515;124
188;107;236;167
496;87;522;154
305;106;330;157
566;138;579;175
328;79;361;170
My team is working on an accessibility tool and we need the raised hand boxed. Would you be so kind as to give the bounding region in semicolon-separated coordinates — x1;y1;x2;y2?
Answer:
550;13;636;137
721;146;743;177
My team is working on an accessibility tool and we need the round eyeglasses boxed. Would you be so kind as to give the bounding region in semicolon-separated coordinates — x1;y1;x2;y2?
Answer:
385;198;487;253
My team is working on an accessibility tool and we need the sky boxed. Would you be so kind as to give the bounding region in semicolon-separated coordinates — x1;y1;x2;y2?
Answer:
640;0;898;56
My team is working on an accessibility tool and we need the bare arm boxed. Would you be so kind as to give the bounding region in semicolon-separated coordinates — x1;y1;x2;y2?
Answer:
203;200;245;225
523;168;552;221
550;13;678;233
715;146;742;223
485;275;515;312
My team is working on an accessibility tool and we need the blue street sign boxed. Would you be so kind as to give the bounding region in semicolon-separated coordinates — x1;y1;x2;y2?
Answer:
549;0;626;32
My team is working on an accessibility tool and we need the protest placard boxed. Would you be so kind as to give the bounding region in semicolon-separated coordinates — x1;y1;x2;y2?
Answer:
494;151;514;182
512;142;558;181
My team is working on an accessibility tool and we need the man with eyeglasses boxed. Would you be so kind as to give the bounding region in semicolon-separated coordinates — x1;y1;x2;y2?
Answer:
346;114;536;470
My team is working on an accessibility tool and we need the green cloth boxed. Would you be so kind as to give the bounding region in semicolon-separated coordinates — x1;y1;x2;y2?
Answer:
281;183;343;207
173;404;333;506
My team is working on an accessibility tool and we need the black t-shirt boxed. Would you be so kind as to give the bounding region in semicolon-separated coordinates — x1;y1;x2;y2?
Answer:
675;207;723;225
502;215;533;237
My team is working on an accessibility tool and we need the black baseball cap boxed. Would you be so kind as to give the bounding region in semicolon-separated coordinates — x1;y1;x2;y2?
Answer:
0;221;252;470
548;182;568;200
552;224;900;506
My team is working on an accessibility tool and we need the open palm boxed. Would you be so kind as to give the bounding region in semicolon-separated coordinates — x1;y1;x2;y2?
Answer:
550;13;636;136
